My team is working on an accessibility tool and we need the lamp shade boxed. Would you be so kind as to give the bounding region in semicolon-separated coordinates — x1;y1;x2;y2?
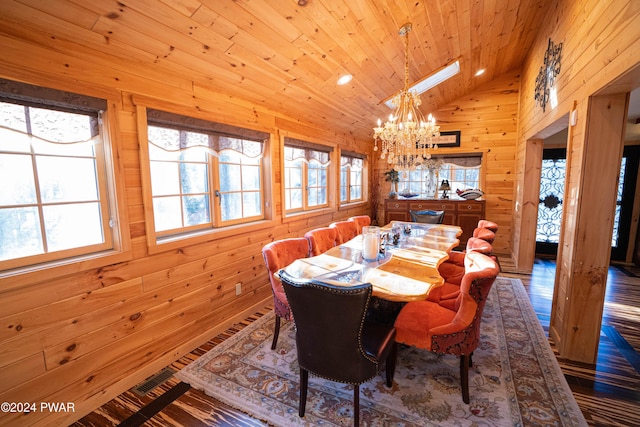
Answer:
439;179;451;190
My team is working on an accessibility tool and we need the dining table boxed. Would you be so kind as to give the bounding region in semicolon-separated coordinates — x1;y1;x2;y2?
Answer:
280;221;462;302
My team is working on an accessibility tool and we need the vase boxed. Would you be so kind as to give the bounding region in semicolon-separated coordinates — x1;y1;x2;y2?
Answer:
425;169;437;198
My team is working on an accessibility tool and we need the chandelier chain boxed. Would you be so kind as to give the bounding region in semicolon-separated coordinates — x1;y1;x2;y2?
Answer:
373;22;440;172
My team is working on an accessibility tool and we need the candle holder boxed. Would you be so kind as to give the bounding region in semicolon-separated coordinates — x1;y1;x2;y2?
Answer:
362;226;381;261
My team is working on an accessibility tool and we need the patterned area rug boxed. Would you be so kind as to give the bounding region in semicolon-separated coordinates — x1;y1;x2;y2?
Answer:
177;277;587;426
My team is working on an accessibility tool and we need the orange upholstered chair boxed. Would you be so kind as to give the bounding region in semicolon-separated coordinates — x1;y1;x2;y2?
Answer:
394;251;500;403
330;220;359;245
261;238;310;349
473;223;501;271
304;227;338;256
472;227;496;244
477;219;499;233
348;215;371;233
438;237;493;287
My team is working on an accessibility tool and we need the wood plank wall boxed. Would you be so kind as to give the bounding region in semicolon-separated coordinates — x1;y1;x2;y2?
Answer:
512;0;640;270
373;70;521;256
512;0;640;362
0;42;371;425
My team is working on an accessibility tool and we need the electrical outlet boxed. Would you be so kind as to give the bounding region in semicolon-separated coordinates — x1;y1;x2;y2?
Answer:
235;282;242;296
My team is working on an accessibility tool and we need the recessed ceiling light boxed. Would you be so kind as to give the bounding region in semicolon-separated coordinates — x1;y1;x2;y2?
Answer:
385;60;460;108
337;74;353;85
475;69;485;76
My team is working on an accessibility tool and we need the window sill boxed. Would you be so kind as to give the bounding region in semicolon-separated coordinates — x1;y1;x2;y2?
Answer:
338;200;368;210
282;207;335;223
147;219;278;255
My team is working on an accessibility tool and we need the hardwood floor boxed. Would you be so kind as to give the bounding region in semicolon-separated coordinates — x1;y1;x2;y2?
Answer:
73;258;640;427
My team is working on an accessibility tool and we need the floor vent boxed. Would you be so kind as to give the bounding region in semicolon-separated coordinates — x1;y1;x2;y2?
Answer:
132;367;176;396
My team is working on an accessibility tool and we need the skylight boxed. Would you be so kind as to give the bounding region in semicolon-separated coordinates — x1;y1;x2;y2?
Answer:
385;60;460;108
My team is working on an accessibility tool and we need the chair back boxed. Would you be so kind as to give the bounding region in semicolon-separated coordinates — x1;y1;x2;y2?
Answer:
465;237;493;255
304;227;337;256
261;238;310;319
330;220;359;244
280;271;380;384
410;210;445;224
477;219;499;233
348;215;371;233
472;227;496;244
432;251;499;355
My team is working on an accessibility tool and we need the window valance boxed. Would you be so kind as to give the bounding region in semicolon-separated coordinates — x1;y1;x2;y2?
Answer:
0;78;106;115
284;137;333;165
341;155;364;169
147;109;267;158
434;153;482;168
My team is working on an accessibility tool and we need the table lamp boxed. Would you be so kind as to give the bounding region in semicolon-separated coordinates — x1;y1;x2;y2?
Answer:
439;179;451;199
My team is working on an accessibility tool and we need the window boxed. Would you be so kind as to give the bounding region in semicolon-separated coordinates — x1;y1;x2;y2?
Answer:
398;155;482;198
340;152;365;203
145;109;267;238
0;79;117;271
284;138;332;213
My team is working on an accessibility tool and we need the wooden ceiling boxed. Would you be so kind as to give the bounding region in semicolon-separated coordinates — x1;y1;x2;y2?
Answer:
0;0;550;141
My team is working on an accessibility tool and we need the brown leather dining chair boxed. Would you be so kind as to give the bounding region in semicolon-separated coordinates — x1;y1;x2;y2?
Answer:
279;270;397;426
330;220;359;244
304;227;337;256
409;209;445;224
261;238;310;349
394;251;500;404
348;215;371;233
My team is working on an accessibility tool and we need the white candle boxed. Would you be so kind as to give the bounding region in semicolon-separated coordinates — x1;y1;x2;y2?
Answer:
362;234;379;261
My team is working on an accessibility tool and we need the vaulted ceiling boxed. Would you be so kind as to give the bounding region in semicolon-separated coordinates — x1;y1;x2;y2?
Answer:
0;0;551;141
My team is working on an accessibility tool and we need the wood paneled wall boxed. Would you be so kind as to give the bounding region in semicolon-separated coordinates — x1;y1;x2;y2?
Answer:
373;70;521;256
0;47;370;426
512;0;640;362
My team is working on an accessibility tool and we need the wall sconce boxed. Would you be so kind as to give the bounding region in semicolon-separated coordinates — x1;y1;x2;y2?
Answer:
439;179;451;199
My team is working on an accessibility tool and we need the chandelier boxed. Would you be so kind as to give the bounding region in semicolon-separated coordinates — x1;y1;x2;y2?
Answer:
373;23;440;172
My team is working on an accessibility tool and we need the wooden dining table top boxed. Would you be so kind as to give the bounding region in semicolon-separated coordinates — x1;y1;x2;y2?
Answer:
281;222;462;302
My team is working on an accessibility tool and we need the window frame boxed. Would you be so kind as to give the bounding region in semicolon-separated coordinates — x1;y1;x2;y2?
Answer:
340;152;367;205
398;154;484;199
0;82;131;284
282;136;335;216
135;101;276;254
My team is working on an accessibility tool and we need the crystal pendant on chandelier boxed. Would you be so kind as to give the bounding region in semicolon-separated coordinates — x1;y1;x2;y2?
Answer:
373;23;440;172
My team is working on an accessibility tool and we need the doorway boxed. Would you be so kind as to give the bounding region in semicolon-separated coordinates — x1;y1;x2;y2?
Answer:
535;147;566;257
534;145;639;261
611;145;640;261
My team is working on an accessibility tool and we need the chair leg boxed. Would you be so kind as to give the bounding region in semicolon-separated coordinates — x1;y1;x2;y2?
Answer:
469;352;473;368
353;384;360;427
385;342;397;387
460;355;470;404
271;315;281;350
299;368;308;417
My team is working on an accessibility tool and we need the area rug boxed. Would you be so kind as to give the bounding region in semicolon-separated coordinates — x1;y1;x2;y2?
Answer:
177;277;587;426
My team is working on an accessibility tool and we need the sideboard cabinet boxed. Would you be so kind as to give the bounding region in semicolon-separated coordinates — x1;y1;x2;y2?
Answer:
384;198;485;247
